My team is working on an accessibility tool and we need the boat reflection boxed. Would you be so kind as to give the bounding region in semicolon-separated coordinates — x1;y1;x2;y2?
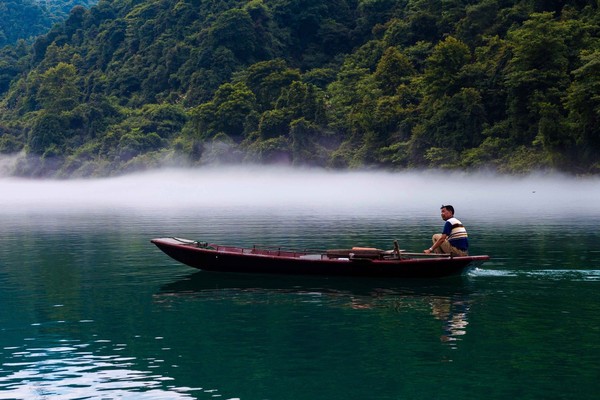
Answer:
157;272;473;344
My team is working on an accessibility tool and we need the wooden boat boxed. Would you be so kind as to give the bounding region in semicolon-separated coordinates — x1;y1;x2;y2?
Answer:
151;237;490;278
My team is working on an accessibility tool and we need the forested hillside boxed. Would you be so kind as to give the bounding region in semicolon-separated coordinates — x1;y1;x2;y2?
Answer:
0;0;97;47
0;0;598;177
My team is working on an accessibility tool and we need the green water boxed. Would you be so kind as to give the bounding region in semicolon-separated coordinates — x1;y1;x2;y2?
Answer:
0;171;599;399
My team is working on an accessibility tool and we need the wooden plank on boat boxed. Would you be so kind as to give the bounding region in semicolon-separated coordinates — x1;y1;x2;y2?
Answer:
326;248;384;259
400;252;452;257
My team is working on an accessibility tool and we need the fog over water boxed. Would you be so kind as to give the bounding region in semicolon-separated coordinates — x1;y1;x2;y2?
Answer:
0;167;598;216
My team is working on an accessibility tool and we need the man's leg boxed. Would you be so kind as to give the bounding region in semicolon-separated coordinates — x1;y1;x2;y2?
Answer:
431;234;453;254
449;246;468;257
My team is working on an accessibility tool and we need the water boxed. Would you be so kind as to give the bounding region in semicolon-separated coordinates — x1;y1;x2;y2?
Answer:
0;168;599;399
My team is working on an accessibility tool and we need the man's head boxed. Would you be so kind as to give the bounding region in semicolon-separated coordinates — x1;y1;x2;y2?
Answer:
440;205;454;220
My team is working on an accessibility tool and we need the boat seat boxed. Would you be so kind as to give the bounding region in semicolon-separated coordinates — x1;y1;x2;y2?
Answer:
326;248;384;259
299;254;323;260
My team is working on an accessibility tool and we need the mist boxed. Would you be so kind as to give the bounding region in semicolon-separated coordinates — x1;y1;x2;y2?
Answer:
0;167;598;217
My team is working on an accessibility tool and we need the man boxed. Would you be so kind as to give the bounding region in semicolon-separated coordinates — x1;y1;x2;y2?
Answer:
424;205;469;256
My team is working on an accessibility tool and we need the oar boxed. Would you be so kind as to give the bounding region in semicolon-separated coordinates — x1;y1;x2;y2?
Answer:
393;240;401;258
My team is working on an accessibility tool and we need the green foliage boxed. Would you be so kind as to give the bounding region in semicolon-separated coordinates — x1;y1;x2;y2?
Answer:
374;47;415;95
188;82;256;140
0;40;31;95
36;62;81;111
424;146;459;168
28;111;65;156
208;8;260;63
565;49;600;169
0;0;97;47
504;12;571;144
139;104;187;138
0;0;598;176
289;117;330;165
423;36;471;97
117;129;164;162
258;108;291;139
246;135;290;163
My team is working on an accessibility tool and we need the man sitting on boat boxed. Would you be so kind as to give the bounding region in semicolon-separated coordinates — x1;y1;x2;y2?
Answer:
424;205;469;256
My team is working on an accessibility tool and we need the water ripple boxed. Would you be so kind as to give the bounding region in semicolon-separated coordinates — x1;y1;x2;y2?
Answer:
469;267;600;281
0;350;199;400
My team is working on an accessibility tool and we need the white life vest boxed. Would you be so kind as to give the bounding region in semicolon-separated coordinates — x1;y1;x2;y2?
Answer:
447;217;468;240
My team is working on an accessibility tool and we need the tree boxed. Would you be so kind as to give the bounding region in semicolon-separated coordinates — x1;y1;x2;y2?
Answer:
258;108;291;139
410;87;486;168
374;47;415;95
243;59;301;110
289;117;327;165
208;8;258;63
214;82;257;139
423;36;471;97
36;62;81;112
139;103;187;138
188;82;257;140
504;12;570;145
28;112;65;156
456;0;500;45
565;50;600;169
275;81;325;123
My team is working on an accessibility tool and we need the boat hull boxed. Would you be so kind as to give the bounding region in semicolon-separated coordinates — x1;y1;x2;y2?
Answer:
151;238;489;278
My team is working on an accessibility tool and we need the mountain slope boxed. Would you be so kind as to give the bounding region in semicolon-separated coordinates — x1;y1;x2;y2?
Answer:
0;0;598;177
0;0;97;47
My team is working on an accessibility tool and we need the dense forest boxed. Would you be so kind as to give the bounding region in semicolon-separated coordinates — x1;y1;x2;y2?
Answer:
0;0;598;177
0;0;97;47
